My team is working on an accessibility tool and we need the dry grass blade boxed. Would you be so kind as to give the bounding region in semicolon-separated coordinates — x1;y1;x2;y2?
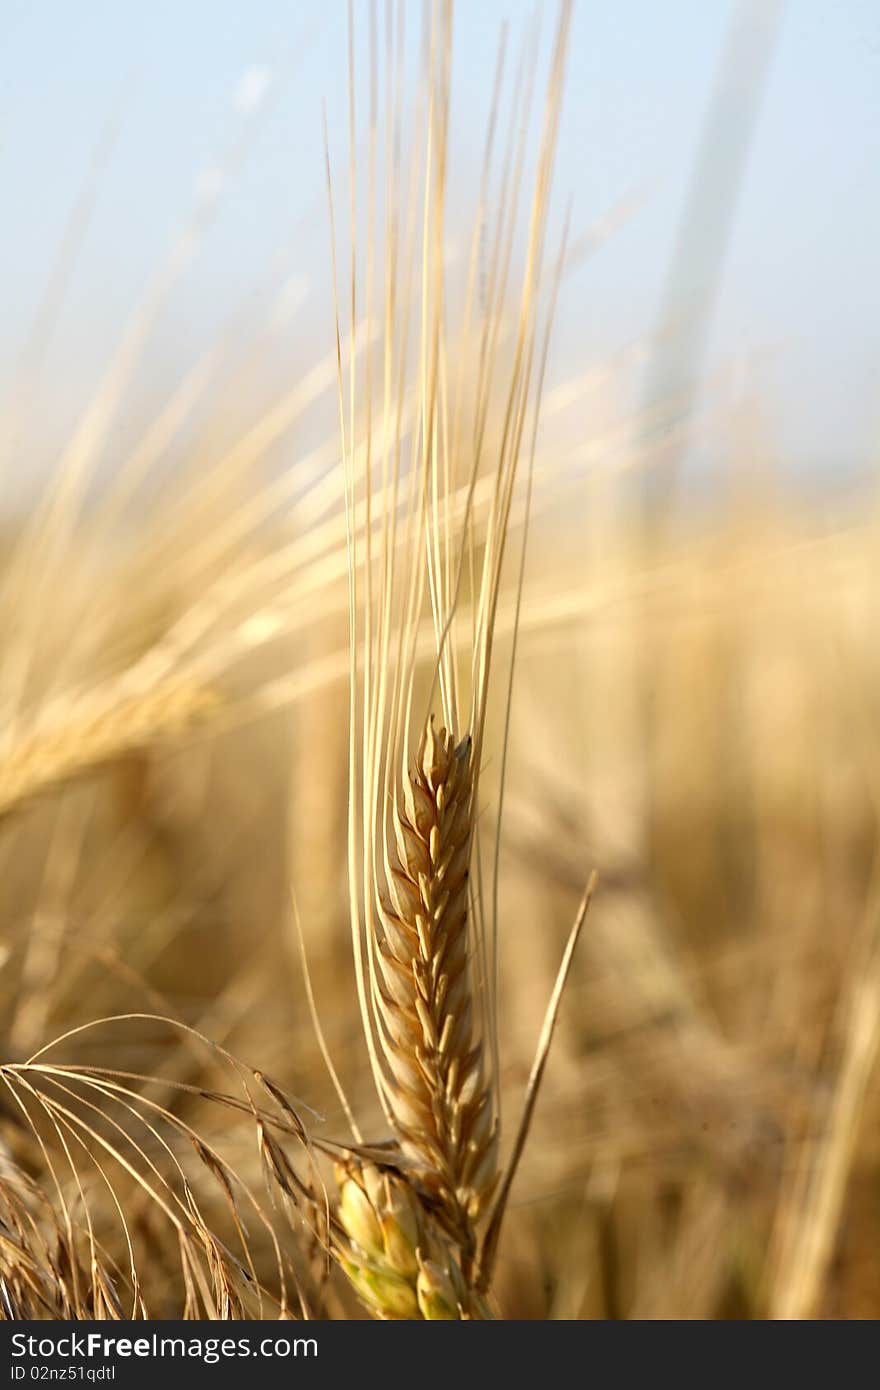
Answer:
477;871;597;1291
769;940;880;1319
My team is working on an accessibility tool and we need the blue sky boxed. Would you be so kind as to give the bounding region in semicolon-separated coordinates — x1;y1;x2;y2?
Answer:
1;1;878;483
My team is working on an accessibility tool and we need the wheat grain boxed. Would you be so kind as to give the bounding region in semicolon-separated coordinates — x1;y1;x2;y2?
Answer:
334;1156;490;1319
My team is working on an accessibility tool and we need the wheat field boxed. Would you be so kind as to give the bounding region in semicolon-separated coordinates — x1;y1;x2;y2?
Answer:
0;1;877;1321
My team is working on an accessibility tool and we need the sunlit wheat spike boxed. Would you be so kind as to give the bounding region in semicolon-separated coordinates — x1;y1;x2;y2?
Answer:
374;718;497;1230
326;0;573;1320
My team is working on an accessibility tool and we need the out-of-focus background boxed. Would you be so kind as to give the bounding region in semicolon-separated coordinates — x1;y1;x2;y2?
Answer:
1;0;879;1318
4;1;878;493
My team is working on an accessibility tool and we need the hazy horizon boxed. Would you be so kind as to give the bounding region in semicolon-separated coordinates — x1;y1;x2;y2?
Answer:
2;1;878;493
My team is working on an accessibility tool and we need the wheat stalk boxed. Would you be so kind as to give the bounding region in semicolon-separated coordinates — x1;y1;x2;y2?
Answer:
317;0;583;1320
0;680;219;822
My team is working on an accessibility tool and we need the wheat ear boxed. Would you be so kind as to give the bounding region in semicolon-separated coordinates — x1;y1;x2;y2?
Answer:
326;0;573;1319
375;719;497;1237
331;719;499;1319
